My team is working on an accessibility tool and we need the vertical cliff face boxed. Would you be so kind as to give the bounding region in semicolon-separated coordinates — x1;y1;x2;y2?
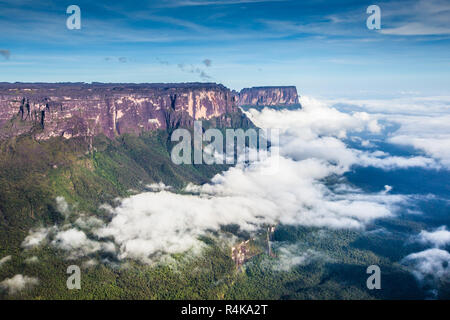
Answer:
0;83;250;140
238;86;300;107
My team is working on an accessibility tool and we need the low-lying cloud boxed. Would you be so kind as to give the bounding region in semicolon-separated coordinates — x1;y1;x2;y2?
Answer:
22;227;52;249
403;226;450;296
88;96;414;263
415;226;450;248
22;95;446;265
326;95;450;168
273;245;326;272
0;274;38;295
52;228;114;260
402;248;450;283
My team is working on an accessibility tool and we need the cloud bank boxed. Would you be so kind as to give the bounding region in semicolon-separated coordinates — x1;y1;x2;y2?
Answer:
22;95;447;265
89;96;414;263
327;95;450;168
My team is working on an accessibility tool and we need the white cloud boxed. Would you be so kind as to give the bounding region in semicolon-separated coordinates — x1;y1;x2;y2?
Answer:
21;227;51;249
325;95;450;168
23;95;444;265
21;218;113;260
52;228;115;260
0;274;38;295
389;135;450;168
52;229;98;251
415;226;450;248
93;96;408;263
383;185;393;194
402;248;450;282
247;96;437;170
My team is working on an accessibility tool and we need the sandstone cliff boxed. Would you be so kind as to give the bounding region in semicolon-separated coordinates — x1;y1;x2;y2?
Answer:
238;86;300;107
0;83;251;140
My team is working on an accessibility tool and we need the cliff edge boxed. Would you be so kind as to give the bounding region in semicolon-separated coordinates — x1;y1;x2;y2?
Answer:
0;83;251;140
238;86;300;108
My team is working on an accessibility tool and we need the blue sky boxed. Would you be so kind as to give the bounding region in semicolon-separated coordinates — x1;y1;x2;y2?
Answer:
0;0;449;96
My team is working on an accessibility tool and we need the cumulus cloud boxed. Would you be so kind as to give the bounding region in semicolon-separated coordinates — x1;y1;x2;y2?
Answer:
0;275;38;295
21;216;114;260
21;227;52;249
52;229;100;256
402;248;450;283
51;227;115;260
415;226;450;248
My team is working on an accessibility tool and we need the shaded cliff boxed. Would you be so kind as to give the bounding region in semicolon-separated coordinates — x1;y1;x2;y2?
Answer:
0;83;252;140
238;86;300;108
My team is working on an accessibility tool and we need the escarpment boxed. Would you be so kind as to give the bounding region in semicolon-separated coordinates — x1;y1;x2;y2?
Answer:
0;83;252;140
238;86;300;108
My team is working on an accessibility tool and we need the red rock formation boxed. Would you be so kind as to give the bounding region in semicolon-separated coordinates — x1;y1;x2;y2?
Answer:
0;83;250;140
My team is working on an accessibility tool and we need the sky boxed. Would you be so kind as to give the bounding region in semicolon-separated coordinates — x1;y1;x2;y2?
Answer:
0;0;449;96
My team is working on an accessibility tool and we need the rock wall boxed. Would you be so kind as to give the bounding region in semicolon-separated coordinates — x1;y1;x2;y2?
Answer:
0;83;248;140
238;86;300;107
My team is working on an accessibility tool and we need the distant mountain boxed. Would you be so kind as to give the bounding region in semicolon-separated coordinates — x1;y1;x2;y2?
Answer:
238;86;301;110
